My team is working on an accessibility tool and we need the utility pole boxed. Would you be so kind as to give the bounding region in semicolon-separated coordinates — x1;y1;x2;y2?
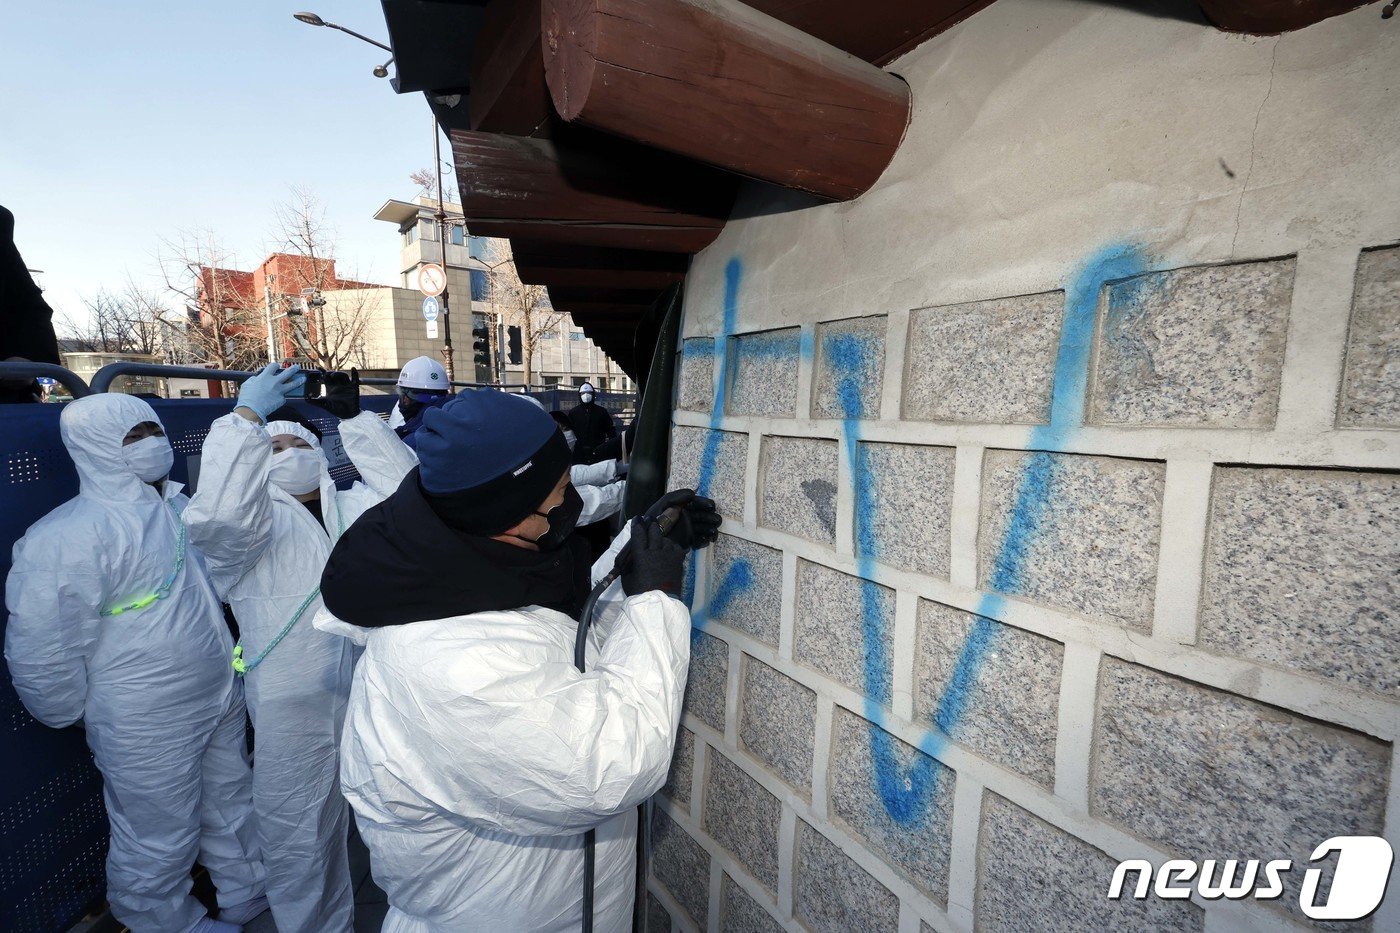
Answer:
433;116;455;382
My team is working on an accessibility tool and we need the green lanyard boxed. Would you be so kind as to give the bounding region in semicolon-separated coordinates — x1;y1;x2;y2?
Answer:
232;498;346;677
100;502;186;617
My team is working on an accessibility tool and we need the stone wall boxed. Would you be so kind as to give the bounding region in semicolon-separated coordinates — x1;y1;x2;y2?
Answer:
653;2;1398;931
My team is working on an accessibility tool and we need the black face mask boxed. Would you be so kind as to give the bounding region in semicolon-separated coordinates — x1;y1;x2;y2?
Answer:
529;484;583;550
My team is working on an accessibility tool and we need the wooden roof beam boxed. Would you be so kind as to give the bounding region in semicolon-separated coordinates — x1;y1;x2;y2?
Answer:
452;128;736;253
543;0;911;201
512;240;689;289
469;0;552;136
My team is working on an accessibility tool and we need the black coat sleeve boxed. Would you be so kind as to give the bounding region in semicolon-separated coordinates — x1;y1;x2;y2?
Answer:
0;206;60;364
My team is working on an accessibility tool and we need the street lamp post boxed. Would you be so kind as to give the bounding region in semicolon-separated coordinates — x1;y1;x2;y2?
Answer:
432;117;455;382
294;10;458;381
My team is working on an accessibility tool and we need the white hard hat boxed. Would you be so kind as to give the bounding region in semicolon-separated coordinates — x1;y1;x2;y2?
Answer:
398;356;448;390
579;381;596;395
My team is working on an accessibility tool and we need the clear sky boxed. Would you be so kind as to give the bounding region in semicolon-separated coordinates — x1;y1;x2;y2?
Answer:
0;0;434;328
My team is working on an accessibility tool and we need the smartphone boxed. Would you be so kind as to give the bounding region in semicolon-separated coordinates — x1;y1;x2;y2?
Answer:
289;369;325;399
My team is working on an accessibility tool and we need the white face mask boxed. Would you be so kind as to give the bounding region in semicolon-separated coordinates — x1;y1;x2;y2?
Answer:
269;447;324;496
122;436;174;483
563;429;578;451
580;393;594;404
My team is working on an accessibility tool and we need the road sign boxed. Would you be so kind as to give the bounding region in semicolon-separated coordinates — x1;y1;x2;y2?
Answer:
422;296;440;322
426;319;439;339
417;263;447;297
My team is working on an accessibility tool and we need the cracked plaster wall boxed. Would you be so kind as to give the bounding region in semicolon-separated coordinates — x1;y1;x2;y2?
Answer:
657;2;1399;931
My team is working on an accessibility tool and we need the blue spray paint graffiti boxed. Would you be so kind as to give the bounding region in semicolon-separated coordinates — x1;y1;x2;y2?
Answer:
685;243;1150;827
835;243;1151;826
688;258;748;626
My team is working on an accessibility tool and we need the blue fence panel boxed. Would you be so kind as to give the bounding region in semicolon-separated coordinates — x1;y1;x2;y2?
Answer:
0;392;399;932
0;403;108;933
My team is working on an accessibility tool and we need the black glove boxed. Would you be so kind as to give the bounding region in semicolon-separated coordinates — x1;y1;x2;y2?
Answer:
646;488;722;551
621;518;686;597
310;368;361;419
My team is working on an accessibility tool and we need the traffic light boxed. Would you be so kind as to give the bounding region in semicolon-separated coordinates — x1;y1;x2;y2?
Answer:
507;325;522;365
472;321;491;366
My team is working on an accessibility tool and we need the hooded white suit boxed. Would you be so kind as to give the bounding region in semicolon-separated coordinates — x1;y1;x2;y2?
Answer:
183;411;417;932
314;498;686;932
5;394;264;932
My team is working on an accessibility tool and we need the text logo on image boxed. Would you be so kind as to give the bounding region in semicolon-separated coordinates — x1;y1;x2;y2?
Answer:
1109;836;1393;920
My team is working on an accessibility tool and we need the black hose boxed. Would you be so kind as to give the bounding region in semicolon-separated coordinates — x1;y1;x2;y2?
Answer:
575;579;608;932
574;504;681;932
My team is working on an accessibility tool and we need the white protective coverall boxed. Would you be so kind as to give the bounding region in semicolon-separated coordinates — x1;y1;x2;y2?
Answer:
313;541;688;933
570;457;625;527
184;411;417;932
5;394;265;932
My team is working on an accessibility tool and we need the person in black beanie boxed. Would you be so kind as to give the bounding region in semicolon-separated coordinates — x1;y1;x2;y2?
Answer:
313;390;718;932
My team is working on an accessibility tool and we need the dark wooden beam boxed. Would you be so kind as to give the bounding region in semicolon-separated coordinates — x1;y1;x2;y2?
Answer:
469;0;552;136
542;0;911;201
548;286;664;308
452;128;736;253
1196;0;1375;32
512;240;689;289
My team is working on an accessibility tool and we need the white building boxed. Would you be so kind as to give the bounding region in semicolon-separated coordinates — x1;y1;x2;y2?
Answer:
371;196;632;391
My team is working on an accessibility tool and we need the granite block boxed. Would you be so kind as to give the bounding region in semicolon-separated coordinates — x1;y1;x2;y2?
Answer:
678;338;716;413
707;534;783;647
720;874;782;933
1200;467;1399;695
828;706;954;904
703;752;782;894
1339;246;1400;427
904;290;1063;424
728;328;800;417
978;450;1164;631
739;656;817;794
647;891;672;933
1090;258;1294;428
670;426;748;521
1092;659;1390;924
855;442;955;578
652;808;710;928
794;820;900;933
663;726;695;812
794;561;895;702
814;316;886;420
913;601;1062;786
977;793;1204;933
684;631;729;732
759;436;839;545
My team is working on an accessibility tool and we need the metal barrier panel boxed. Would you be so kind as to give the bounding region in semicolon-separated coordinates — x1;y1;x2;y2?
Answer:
0;393;398;932
0;404;107;933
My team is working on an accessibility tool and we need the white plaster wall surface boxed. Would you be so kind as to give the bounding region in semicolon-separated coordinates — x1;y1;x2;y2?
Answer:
654;2;1400;932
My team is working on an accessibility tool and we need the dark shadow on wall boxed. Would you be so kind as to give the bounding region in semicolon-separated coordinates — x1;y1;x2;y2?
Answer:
1073;0;1209;24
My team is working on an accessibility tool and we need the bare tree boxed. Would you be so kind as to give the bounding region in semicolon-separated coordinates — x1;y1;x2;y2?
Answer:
267;188;378;371
59;279;176;358
478;240;564;387
410;166;456;203
157;229;266;373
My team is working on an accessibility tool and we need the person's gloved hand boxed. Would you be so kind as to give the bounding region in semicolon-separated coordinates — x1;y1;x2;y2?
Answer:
237;363;305;421
310;367;360;419
621;518;686;597
646;488;722;551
